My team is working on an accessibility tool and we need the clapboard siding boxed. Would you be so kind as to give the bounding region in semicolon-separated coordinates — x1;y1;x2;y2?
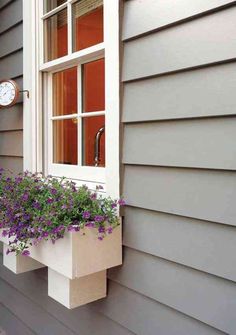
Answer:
121;2;236;334
123;6;236;81
123;117;236;170
123;0;236;40
124;165;236;226
0;104;23;131
0;258;223;335
0;23;23;58
0;49;23;79
0;261;135;335
0;157;23;174
0;0;12;10
0;0;22;34
0;278;76;335
122;206;236;282
0;304;35;335
0;131;23;156
0;0;23;179
94;281;225;335
123;62;236;122
109;248;236;334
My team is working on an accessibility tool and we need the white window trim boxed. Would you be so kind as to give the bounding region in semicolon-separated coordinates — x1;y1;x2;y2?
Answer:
23;0;120;198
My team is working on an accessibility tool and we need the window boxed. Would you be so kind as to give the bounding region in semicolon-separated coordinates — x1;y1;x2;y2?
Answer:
23;0;119;192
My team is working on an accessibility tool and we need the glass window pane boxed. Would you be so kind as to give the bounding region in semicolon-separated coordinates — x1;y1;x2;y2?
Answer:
44;9;68;62
82;115;105;167
83;59;105;113
44;0;67;13
53;67;77;116
73;0;103;52
53;119;78;165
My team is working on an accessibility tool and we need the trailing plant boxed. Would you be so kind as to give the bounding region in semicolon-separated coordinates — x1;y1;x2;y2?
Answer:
0;169;125;256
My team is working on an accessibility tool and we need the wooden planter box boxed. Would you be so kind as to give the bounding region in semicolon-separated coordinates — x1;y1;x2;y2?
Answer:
0;226;122;309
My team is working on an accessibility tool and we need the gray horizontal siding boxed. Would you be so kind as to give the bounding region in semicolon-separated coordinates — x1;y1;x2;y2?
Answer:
0;304;35;335
0;23;23;58
109;247;236;334
123;6;236;81
123;62;236;122
0;0;22;34
94;281;225;335
0;104;23;131
0;0;12;10
0;0;23;176
0;278;76;335
124;165;236;226
0;157;23;173
123;0;236;40
0;261;135;335
122;207;236;282
0;131;23;156
0;49;23;79
123;117;236;170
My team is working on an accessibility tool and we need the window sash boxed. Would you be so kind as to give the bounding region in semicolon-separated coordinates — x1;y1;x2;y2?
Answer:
24;0;120;197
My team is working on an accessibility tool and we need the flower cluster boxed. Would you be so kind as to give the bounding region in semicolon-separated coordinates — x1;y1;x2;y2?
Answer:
0;169;125;256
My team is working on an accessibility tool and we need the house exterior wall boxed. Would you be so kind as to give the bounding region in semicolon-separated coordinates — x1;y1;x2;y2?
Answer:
0;0;23;174
0;0;236;335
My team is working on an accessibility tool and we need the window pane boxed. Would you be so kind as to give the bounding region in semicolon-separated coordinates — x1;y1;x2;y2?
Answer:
83;59;105;113
82;115;105;167
44;9;68;62
53;119;78;165
53;67;77;116
44;0;67;13
73;0;103;52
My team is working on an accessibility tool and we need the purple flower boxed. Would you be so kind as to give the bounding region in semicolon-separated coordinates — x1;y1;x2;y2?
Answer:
111;203;117;209
50;188;57;195
98;226;105;233
90;193;97;200
94;215;104;223
42;231;49;237
2;230;8;237
82;211;91;219
33;201;41;210
107;226;113;234
21;193;29;201
98;236;103;241
46;220;52;226
6;248;10;255
85;222;95;228
47;198;54;204
118;199;126;206
22;250;30;256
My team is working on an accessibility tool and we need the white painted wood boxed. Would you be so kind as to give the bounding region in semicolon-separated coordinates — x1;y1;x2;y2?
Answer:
0;226;122;278
103;0;120;199
23;0;43;172
48;268;106;309
3;244;44;274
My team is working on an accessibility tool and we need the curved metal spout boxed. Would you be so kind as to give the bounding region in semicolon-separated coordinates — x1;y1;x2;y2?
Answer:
94;126;105;166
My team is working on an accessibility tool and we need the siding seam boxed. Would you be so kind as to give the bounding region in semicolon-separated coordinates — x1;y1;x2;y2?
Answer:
123;203;236;229
122;58;236;84
123;2;236;42
102;279;228;335
0;302;38;335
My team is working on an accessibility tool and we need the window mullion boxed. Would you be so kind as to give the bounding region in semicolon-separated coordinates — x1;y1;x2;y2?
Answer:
67;1;73;55
77;65;82;166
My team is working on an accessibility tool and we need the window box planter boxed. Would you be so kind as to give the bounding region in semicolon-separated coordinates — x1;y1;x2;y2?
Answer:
0;171;123;309
0;225;122;308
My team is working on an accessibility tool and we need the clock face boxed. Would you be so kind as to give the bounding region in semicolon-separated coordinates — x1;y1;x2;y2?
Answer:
0;80;19;107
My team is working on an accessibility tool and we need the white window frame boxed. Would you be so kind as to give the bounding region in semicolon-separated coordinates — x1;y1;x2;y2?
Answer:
23;0;120;198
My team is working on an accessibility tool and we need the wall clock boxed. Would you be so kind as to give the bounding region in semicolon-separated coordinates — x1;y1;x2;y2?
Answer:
0;79;20;108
